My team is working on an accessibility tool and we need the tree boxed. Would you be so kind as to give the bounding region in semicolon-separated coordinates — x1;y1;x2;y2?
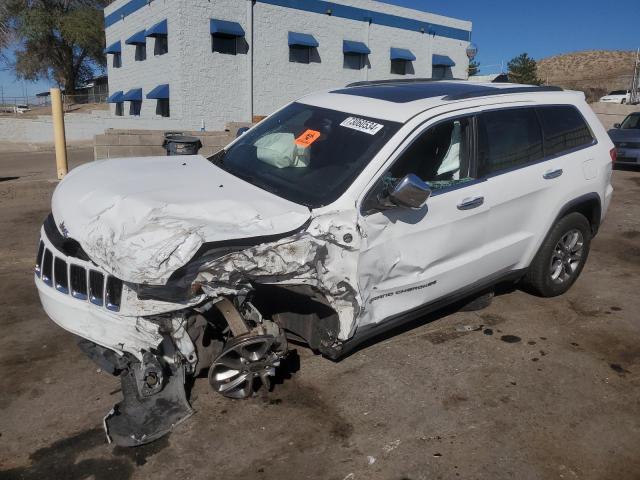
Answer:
507;53;542;85
6;0;108;94
468;60;480;76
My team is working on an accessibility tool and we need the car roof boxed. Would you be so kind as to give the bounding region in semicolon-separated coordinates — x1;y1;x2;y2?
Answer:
298;80;578;123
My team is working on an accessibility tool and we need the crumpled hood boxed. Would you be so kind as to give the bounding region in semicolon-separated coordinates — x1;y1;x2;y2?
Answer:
608;128;640;143
52;155;311;284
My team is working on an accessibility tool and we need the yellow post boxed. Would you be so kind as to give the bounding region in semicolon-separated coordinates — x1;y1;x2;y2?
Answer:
51;88;68;180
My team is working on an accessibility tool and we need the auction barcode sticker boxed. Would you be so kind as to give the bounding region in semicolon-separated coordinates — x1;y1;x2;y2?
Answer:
340;117;384;135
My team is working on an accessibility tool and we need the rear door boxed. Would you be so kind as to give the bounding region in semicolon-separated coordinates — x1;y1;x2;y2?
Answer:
477;105;596;273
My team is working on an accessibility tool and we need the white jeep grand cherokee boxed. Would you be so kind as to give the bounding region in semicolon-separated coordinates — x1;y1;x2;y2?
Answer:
35;80;614;446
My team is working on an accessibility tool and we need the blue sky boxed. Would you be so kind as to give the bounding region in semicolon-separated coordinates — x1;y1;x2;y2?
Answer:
380;0;640;73
1;0;639;97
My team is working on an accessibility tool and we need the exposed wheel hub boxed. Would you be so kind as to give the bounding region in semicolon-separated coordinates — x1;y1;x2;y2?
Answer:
208;334;283;399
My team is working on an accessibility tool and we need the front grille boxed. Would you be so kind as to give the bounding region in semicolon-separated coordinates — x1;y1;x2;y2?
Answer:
54;258;69;294
106;276;123;312
35;241;44;277
89;270;105;307
70;265;88;300
36;234;123;312
42;249;53;286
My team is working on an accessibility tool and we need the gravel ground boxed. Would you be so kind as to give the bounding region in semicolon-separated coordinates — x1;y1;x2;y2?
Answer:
0;151;639;480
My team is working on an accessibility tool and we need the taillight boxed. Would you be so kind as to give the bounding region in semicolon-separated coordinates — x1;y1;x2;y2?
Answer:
610;147;617;164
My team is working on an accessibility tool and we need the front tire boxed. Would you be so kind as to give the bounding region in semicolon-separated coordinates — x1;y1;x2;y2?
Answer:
523;212;591;297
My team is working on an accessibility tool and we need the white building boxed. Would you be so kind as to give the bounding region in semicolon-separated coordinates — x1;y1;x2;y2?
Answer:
103;0;472;131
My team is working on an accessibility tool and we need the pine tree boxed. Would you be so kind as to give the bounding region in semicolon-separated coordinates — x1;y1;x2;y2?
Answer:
468;60;480;76
507;53;542;85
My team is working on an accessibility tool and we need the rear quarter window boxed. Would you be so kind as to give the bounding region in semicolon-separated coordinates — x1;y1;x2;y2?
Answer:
536;106;594;157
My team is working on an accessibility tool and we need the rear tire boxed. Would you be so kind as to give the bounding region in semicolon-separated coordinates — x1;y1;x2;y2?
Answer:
523;212;591;297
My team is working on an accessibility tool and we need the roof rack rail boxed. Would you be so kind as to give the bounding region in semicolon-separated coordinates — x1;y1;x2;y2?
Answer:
444;85;564;101
346;78;465;88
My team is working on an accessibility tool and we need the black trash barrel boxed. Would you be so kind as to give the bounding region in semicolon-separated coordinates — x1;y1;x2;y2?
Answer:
163;133;203;156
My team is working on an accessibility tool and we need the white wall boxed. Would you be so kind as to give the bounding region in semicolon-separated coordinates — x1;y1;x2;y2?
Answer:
179;0;251;130
103;0;472;130
104;0;187;128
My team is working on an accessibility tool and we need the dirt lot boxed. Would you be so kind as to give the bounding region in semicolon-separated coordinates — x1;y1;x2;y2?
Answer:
0;151;639;480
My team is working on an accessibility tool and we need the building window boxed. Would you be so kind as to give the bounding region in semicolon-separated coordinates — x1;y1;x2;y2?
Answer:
113;53;122;68
212;36;238;55
115;102;124;116
289;45;311;64
344;53;365;70
135;44;146;61
432;66;452;79
156;99;170;118
154;36;168;56
391;59;408;75
129;101;141;116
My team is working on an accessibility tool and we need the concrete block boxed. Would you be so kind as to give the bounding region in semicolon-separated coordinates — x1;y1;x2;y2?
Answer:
94;146;109;160
94;134;115;146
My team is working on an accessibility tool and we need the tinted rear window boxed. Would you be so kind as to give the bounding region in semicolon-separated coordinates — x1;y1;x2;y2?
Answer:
478;108;544;176
536;106;594;156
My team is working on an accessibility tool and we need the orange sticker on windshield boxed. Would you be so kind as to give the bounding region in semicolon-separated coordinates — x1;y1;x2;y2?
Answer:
295;129;321;147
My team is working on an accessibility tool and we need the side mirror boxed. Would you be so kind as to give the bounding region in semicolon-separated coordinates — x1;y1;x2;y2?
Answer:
236;127;250;138
386;174;432;209
613;123;621;129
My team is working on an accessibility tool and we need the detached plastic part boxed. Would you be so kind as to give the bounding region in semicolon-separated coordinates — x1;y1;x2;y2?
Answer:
104;365;193;447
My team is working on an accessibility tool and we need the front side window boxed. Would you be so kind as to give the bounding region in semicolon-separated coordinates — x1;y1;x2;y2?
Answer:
620;113;640;129
387;117;474;190
478;108;543;176
537;106;594;156
211;103;401;207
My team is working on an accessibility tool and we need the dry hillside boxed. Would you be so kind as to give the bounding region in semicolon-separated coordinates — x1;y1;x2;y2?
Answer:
537;50;637;102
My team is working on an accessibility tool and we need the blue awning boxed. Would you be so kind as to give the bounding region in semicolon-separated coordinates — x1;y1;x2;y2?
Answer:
146;84;169;100
390;48;416;61
123;88;142;102
107;91;124;103
288;32;319;48
145;19;167;38
104;41;121;54
210;19;245;38
432;54;456;67
125;30;146;45
343;40;371;55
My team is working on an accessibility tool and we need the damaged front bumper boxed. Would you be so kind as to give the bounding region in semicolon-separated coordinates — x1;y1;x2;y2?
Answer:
35;226;198;445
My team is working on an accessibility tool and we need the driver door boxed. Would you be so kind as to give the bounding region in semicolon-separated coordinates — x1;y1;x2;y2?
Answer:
357;114;495;327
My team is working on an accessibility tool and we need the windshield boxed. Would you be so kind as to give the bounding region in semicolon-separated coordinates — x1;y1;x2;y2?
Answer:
620;114;640;130
608;90;627;96
210;103;401;208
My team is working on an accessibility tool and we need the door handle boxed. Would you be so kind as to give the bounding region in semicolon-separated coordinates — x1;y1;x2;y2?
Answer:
457;196;484;210
543;168;563;180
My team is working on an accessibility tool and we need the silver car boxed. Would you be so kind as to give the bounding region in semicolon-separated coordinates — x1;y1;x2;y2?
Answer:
609;112;640;166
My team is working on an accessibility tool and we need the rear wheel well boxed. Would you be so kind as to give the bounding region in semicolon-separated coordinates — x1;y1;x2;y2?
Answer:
557;194;601;236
